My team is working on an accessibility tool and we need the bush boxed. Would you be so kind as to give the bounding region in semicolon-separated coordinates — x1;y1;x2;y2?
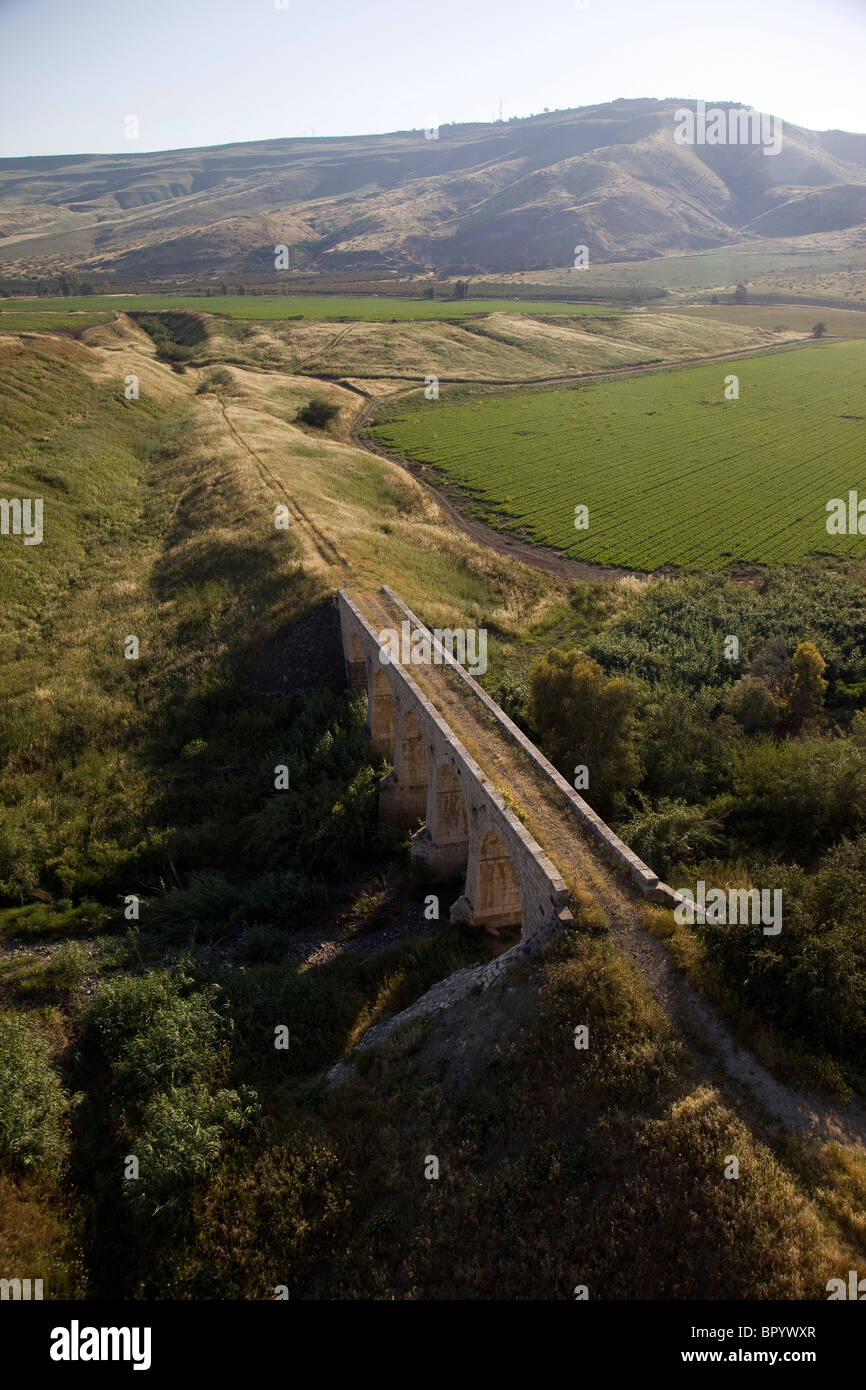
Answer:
695;842;866;1064
133;314;194;366
486;673;530;729
241;925;287;962
195;367;237;395
146;871;241;938
0;1014;69;1173
723;675;781;734
42;941;91;992
124;1083;258;1213
637;687;740;802
528;647;641;815
619;798;726;880
729;734;866;858
295;397;339;429
84;972;229;1100
146;869;327;938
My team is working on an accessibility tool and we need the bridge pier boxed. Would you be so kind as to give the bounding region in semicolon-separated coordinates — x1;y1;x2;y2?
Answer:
380;708;429;826
409;761;470;875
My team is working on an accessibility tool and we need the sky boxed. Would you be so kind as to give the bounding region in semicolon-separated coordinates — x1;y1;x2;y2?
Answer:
1;0;864;157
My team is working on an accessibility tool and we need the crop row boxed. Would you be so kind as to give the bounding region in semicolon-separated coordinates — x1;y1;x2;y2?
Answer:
374;341;866;569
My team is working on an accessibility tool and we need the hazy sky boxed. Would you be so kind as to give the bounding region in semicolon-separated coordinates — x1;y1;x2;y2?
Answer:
1;0;864;157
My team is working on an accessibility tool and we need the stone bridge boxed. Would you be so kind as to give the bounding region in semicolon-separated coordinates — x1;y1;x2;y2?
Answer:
337;589;573;941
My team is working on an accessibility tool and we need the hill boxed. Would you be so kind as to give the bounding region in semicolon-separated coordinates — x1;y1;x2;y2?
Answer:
3;98;866;283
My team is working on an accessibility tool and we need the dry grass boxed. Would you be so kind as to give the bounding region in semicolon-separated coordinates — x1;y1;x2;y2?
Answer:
181;932;861;1299
640;905;677;939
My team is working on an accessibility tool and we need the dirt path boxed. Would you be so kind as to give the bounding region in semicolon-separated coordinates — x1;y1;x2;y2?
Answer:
216;397;350;572
353;586;866;1150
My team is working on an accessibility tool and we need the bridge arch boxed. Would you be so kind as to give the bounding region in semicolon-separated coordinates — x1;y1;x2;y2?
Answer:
420;760;470;874
370;667;395;758
473;829;522;931
380;707;430;826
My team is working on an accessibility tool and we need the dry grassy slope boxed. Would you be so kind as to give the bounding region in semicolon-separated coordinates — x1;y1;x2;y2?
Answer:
206;308;784;382
4;100;866;277
65;314;565;633
476;228;866;302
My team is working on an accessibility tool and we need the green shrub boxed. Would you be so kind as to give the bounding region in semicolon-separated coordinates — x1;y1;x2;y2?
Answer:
729;735;866;858
84;971;229;1100
146;869;327;938
124;1083;258;1213
619;798;727;880
0;1014;69;1173
527;646;641;816
723;675;781;734
195;367;236;395
146;871;241;937
693;836;866;1066
42;941;90;992
295;397;339;429
241;925;287;963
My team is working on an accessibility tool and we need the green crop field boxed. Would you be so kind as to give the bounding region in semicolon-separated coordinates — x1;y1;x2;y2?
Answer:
0;309;113;332
372;341;866;570
0;294;610;323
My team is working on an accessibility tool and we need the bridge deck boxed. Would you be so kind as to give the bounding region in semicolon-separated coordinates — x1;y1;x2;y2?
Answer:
353;587;647;933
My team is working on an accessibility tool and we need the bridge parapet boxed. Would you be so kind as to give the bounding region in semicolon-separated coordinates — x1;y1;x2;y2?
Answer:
378;585;680;908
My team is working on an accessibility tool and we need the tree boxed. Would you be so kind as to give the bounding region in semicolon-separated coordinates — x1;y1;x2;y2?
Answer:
733;283;748;304
195;367;236;396
723;675;781;734
295;397;339;429
788;641;827;725
528;647;641;815
749;636;793;699
811;322;827;338
453;279;470;300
